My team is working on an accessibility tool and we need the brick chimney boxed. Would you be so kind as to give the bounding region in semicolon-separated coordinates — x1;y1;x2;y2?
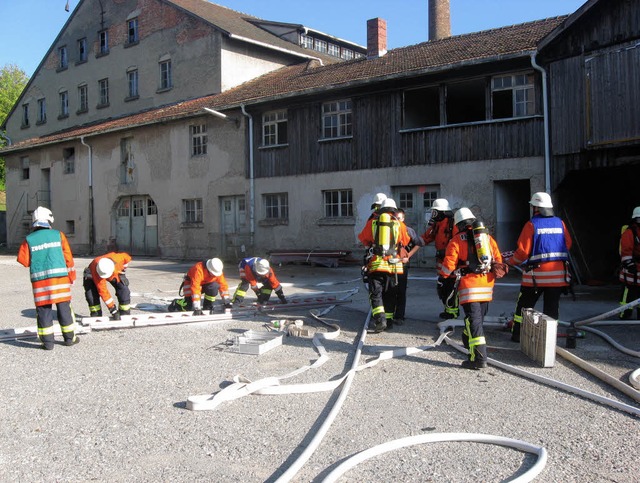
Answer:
429;0;451;40
367;18;387;58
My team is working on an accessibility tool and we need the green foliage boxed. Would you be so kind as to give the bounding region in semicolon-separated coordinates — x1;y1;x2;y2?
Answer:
0;63;29;187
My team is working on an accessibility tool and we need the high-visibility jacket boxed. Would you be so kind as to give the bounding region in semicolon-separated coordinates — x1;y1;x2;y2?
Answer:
439;229;502;305
358;213;411;275
183;261;230;305
619;223;640;285
421;217;456;269
87;252;132;310
17;228;76;307
238;257;282;291
510;215;572;287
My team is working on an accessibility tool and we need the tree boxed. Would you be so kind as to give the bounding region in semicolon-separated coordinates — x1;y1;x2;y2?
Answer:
0;64;29;188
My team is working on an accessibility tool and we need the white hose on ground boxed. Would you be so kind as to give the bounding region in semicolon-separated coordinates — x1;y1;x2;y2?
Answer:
631;368;640;390
321;433;547;483
572;297;640;326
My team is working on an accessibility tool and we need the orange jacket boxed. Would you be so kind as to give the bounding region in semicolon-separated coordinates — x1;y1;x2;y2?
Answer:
421;217;456;270
619;223;640;285
439;229;502;304
87;252;132;309
183;261;230;303
509;219;572;287
17;229;76;307
358;214;411;275
240;263;282;292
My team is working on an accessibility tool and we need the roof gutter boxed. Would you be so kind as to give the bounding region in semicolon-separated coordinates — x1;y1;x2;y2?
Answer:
530;52;551;193
228;33;323;66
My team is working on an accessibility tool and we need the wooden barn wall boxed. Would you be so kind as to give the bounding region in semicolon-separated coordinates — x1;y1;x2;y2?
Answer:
252;92;544;178
549;56;585;156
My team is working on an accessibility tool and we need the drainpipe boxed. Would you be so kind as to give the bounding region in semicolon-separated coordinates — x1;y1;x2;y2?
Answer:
80;136;95;253
530;52;551;193
240;105;255;248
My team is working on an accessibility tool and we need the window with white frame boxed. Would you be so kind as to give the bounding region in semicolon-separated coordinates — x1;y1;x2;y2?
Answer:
328;43;340;57
323;189;353;218
63;148;75;174
322;100;352;138
127;18;139;44
183;198;203;223
99;30;109;55
22;103;29;127
98;78;109;106
59;91;69;117
314;39;328;53
264;193;288;219
117;198;130;217
190;124;207;156
300;33;313;49
127;69;139;98
262;110;288;146
159;60;172;90
78;84;88;113
37;98;46;124
58;46;68;70
77;38;87;63
21;156;30;180
341;49;354;60
492;72;535;119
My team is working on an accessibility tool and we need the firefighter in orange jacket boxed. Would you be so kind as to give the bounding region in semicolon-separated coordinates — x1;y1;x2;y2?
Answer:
618;206;640;319
232;257;287;305
83;252;132;320
17;207;79;350
504;192;573;342
359;198;411;333
169;258;231;314
421;198;458;319
439;208;502;369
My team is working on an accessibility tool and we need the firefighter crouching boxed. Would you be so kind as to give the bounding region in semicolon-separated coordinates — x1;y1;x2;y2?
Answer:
17;206;79;350
439;208;503;369
83;252;132;320
618;206;640;319
232;257;287;305
168;258;232;314
358;198;411;333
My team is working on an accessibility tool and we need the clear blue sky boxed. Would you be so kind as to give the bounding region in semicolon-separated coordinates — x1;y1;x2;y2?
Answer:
1;0;586;77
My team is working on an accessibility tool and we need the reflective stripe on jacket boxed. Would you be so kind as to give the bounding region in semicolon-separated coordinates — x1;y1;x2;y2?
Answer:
238;257;281;291
87;252;132;309
358;215;411;275
619;224;640;285
183;261;230;303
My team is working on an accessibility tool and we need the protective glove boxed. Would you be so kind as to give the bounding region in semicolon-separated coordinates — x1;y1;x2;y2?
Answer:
192;309;204;316
109;306;121;321
223;298;233;309
623;259;637;273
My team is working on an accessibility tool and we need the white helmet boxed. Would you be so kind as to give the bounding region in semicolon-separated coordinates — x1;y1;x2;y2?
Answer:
96;258;115;279
632;206;640;220
431;198;451;211
529;192;553;208
255;259;270;275
453;207;475;227
32;206;54;228
206;258;223;276
381;198;397;210
372;193;387;206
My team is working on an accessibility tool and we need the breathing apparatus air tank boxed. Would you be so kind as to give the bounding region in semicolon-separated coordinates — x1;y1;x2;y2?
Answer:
377;211;392;254
472;220;492;272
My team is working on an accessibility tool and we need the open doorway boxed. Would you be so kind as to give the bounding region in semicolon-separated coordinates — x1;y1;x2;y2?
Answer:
494;180;530;252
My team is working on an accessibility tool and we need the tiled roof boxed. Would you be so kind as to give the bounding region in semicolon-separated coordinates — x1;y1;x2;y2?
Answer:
1;16;566;153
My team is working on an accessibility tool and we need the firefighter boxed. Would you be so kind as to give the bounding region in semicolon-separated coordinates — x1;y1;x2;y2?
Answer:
439;208;502;369
169;258;232;314
83;252;132;320
17;206;79;349
504;192;573;342
618;206;640;319
232;257;287;305
358;198;411;332
394;208;425;323
421;198;458;319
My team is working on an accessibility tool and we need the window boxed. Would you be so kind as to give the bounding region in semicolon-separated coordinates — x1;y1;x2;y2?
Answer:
117;199;130;217
314;39;328;53
300;34;313;49
422;188;439;209
98;78;109;107
147;198;157;215
403;86;440;129
120;137;134;184
322;100;352;138
323;189;353;218
190;124;207;156
99;30;109;55
446;79;486;124
133;198;144;217
58;46;68;70
127;18;139;44
63;148;75;174
37;98;46;124
492;72;535;119
159;60;172;90
264;193;288;219
77;38;87;63
22;104;29;127
66;220;75;236
328;43;340;57
127;69;139;98
21;156;30;180
77;84;88;113
183;199;203;223
341;49;354;60
59;91;69;118
262;110;288;146
398;192;414;210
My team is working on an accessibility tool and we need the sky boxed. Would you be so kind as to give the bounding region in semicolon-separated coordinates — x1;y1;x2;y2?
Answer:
0;0;587;77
